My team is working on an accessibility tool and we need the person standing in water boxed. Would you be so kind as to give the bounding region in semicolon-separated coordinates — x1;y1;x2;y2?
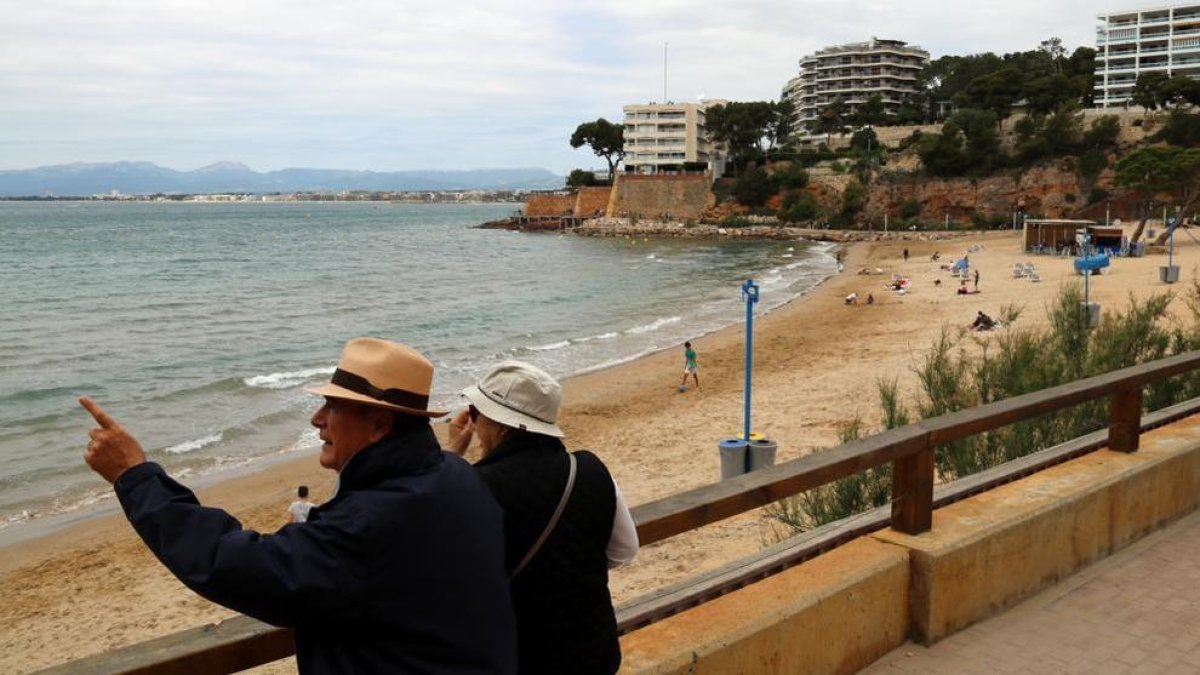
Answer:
680;342;700;391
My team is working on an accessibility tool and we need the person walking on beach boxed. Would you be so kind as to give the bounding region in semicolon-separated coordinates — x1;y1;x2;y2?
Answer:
680;342;700;391
903;247;909;262
973;268;980;291
447;361;637;675
81;338;516;674
288;485;316;523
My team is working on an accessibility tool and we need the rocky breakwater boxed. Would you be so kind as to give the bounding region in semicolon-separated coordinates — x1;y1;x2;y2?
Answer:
570;217;975;243
477;217;567;232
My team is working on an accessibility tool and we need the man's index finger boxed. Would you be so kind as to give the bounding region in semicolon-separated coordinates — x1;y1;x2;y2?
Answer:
79;396;118;429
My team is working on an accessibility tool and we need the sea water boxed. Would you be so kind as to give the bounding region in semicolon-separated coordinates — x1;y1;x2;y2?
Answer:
0;201;836;535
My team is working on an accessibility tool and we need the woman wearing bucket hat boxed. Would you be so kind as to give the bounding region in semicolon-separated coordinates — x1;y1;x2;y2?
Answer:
448;360;638;675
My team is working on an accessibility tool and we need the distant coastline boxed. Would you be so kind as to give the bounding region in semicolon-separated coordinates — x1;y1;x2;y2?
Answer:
0;190;526;203
0;160;565;198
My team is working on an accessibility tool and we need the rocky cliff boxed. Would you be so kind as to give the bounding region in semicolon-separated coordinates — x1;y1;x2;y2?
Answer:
860;162;1093;224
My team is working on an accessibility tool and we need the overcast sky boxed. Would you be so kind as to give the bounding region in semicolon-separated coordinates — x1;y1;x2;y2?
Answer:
1;0;1116;174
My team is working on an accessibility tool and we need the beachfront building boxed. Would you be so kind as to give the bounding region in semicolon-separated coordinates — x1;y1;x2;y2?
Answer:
781;37;929;135
1096;3;1200;107
621;101;724;175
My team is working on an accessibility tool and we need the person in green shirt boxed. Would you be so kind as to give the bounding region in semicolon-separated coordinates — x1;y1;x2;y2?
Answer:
679;342;700;391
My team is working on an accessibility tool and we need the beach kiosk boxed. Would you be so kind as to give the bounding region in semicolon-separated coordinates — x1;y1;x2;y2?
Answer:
1086;225;1124;256
1023;219;1096;254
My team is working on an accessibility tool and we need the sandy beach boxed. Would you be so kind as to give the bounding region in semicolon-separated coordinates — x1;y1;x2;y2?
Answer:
4;227;1197;673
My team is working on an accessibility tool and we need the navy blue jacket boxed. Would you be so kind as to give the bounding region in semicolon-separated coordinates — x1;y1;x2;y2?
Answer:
115;423;517;674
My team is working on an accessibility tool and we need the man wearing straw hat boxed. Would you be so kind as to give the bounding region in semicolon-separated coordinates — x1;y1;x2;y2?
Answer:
81;337;516;674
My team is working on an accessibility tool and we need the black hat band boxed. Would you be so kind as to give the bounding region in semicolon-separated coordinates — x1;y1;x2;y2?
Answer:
331;369;429;410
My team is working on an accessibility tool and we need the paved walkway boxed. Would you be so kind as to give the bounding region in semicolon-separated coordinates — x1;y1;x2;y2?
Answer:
863;507;1200;674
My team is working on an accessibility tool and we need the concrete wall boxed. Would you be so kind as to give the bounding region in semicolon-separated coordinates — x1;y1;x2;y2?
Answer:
619;417;1200;673
619;539;910;675
611;174;713;220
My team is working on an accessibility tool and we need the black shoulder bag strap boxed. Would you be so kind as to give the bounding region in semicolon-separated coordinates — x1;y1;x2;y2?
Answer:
511;452;577;580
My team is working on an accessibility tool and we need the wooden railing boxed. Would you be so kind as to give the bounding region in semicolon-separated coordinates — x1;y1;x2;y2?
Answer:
36;351;1200;674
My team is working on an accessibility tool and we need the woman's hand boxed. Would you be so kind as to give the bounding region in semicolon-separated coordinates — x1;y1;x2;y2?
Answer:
446;408;474;457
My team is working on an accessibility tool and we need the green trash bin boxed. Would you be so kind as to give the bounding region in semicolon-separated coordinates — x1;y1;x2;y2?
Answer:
747;438;777;472
718;438;748;480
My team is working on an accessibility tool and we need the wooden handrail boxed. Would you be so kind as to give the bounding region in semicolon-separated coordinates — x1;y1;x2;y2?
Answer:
35;351;1200;674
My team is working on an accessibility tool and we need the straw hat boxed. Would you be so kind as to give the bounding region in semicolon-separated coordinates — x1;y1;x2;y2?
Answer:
462;361;564;438
307;338;446;417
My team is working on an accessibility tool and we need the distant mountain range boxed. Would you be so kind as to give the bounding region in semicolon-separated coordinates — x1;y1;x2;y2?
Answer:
0;161;565;197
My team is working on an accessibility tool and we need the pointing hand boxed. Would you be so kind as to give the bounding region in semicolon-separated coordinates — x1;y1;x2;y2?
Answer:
80;396;147;484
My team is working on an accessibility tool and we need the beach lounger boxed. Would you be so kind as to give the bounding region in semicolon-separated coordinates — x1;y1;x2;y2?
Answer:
1028;273;1041;282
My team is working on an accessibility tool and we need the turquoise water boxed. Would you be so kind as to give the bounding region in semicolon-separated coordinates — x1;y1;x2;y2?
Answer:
0;201;836;531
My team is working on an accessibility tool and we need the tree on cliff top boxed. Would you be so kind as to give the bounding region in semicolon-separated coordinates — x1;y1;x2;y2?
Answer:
1116;146;1200;244
705;101;778;174
570;119;625;183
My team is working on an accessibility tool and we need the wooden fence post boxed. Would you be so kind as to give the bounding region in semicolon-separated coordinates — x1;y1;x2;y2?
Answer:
891;445;934;534
1109;386;1144;453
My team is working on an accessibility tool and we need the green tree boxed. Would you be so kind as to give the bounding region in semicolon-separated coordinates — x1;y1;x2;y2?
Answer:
850;127;879;153
894;95;928;125
779;191;819;222
917;124;969;177
957;67;1023;123
808;97;849;146
852;94;888;129
705;101;777;174
1160;74;1200;109
1024;73;1075;115
1115;146;1200;243
1155;109;1200;147
569;119;625;182
841;179;868;219
733;166;774;207
920;42;1095;119
565;169;598;188
1041;103;1084;155
769;162;809;190
1132;72;1171;111
1065;47;1098;107
917;109;1005;177
1083;115;1121;150
953;109;1004;171
766;100;795;156
923;52;1006;118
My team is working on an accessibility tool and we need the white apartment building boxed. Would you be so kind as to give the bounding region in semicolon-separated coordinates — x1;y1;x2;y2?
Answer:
782;38;929;131
621;101;722;174
1095;3;1200;107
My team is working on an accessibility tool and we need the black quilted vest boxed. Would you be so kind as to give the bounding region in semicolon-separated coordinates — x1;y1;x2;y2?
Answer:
475;434;620;675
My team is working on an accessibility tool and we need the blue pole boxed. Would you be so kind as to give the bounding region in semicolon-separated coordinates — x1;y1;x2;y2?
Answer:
741;279;760;443
1083;234;1090;308
1170;218;1175;269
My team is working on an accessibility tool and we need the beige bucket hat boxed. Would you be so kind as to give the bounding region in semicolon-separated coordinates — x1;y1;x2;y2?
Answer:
462;361;564;437
307;337;447;417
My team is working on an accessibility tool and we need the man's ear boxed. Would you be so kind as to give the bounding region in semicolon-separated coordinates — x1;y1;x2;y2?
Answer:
368;408;395;443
